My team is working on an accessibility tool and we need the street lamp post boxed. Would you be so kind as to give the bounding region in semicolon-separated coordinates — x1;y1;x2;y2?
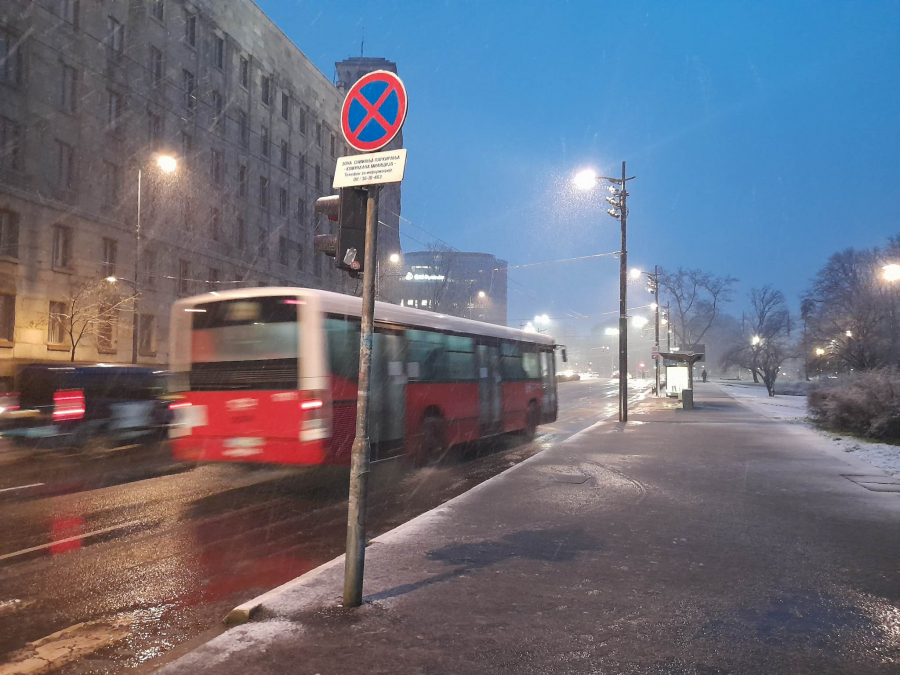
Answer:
882;264;900;368
574;162;635;422
632;266;661;396
133;155;177;364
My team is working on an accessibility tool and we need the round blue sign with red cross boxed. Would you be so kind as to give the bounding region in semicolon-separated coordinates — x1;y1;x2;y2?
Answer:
341;70;408;153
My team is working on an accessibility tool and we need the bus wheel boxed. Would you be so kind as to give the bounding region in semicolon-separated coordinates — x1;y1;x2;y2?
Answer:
417;415;446;466
524;402;540;441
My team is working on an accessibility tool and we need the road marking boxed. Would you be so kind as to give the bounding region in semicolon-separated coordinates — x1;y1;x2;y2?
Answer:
0;520;143;562
0;483;44;494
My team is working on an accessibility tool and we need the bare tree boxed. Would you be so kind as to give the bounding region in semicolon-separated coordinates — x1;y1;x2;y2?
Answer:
46;278;138;362
803;247;890;372
719;286;793;395
658;267;738;347
424;243;459;315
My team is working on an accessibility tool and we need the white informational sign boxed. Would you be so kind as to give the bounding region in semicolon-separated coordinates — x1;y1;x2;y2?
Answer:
333;149;408;188
666;365;689;396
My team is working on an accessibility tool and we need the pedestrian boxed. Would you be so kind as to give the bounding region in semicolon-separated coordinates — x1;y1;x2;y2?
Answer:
701;368;708;383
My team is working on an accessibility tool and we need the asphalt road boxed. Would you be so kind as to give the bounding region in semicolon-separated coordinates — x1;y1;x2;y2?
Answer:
0;378;639;673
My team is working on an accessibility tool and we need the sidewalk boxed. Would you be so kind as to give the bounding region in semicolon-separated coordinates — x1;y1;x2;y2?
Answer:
159;385;900;674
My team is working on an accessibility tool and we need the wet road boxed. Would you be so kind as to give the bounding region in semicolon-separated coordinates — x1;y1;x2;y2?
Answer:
0;379;642;673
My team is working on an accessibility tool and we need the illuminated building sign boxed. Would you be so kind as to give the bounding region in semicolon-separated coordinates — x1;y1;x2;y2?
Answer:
405;272;445;281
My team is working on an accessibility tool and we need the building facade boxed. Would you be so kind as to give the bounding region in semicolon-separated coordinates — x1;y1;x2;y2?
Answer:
396;251;508;326
0;0;401;377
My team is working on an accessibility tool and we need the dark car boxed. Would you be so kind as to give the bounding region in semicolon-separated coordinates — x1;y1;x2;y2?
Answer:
0;364;174;450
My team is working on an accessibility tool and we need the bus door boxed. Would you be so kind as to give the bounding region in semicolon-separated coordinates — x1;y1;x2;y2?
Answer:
540;350;557;422
368;328;406;460
477;344;503;436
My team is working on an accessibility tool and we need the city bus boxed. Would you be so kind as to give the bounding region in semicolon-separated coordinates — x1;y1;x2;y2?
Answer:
168;288;558;465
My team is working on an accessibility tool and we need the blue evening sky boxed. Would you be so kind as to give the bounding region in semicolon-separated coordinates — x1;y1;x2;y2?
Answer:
256;0;900;330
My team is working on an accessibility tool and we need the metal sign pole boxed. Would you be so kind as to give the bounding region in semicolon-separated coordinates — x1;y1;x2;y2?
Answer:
343;185;380;608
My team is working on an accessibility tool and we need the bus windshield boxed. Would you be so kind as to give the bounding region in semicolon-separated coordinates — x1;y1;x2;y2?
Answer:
188;296;301;391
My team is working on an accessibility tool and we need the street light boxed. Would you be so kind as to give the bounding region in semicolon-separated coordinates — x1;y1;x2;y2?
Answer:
815;347;826;356
632;315;649;329
629;268;642;280
133;154;177;364
751;335;762;346
478;290;486;299
883;264;900;282
573;162;635;421
389;253;401;264
605;327;619;336
883;264;900;367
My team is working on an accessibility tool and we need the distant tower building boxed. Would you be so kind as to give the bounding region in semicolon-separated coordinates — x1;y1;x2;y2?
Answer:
335;57;404;301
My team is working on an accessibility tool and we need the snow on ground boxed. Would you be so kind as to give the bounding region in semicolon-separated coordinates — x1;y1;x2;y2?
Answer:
717;380;900;477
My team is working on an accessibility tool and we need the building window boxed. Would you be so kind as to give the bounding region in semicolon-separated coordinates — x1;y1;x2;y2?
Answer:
143;249;157;287
298;108;306;135
0;210;19;258
149;46;163;86
106;16;123;59
261;126;269;157
281;92;289;120
211;149;223;184
237;218;246;249
59;0;80;27
212;90;224;128
258;228;268;258
97;303;117;351
150;0;164;21
177;259;190;296
238;164;247;197
181;131;193;163
259;176;268;209
48;301;66;345
330;134;336;158
148;111;161;143
209;267;220;286
279;236;288;266
313;251;322;278
279;188;288;216
184;12;196;47
103;162;120;205
52;225;72;268
106;90;123;129
61;65;77;113
280;141;289;170
316;122;322;147
315;164;321;190
261;76;271;106
182;69;196;111
0;27;22;85
210;208;220;241
183;196;193;233
102;237;117;277
138;314;155;354
239;56;249;89
238;110;248;146
298;153;305;180
0;294;15;343
0;118;22;170
56;140;74;189
296;197;305;222
296;244;304;271
214;36;224;69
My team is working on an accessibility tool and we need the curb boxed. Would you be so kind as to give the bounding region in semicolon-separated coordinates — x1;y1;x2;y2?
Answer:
223;416;612;625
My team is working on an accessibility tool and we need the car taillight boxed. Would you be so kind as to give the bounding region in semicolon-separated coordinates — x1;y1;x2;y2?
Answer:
53;389;85;422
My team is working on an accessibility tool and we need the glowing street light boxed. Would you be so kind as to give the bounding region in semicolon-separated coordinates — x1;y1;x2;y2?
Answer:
632;315;649;329
477;290;486;299
388;253;401;264
156;154;177;173
605;327;620;336
883;264;900;282
573;169;598;191
524;322;537;333
105;276;117;283
650;302;658;310
815;347;826;356
751;335;762;346
630;268;642;280
845;330;853;338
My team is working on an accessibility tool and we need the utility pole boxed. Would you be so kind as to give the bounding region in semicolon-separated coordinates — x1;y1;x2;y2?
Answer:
343;185;379;608
654;264;660;397
617;161;630;422
666;302;671;351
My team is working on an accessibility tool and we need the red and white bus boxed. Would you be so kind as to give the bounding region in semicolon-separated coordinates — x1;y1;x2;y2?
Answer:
168;288;558;465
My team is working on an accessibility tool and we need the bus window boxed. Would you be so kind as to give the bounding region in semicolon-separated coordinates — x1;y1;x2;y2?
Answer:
522;349;540;380
500;342;526;381
407;330;476;382
324;316;360;380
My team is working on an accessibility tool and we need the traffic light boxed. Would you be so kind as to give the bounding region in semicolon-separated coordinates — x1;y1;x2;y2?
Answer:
313;187;368;276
